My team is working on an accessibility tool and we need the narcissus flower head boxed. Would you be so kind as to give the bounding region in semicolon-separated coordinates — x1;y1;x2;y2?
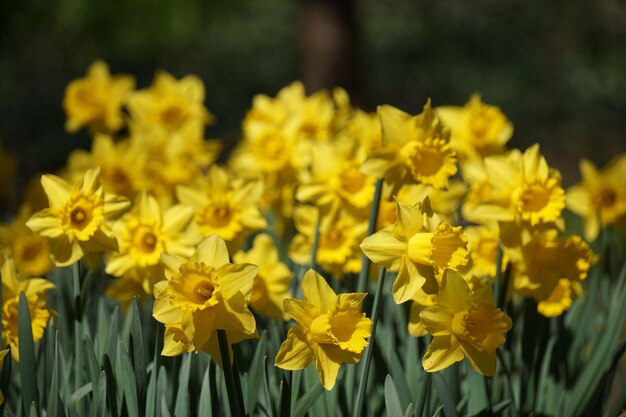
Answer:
233;234;292;320
566;155;626;241
1;258;55;362
63;60;135;134
26;168;130;266
420;270;512;376
361;101;457;195
153;234;258;366
361;198;469;303
275;269;372;390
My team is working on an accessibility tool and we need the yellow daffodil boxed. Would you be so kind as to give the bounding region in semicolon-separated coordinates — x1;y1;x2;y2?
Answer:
233;234;292;320
346;109;382;157
275;269;372;390
464;225;508;281
361;101;457;194
280;82;335;143
127;70;212;139
296;141;376;230
0;204;52;277
63;60;135;134
566;155;626;241
436;94;513;159
470;144;565;245
361;198;469;302
177;165;267;253
153;234;258;365
536;235;595;317
420;270;512;376
289;206;366;278
1;258;55;361
66;134;146;200
26;168;130;267
105;192;198;297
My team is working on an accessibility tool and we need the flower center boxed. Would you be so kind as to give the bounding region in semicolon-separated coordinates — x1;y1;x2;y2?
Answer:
161;105;184;128
399;138;457;188
598;187;617;208
339;166;366;194
204;201;233;228
320;229;345;250
71;207;88;227
169;263;222;310
299;122;319;138
141;231;157;252
517;179;564;225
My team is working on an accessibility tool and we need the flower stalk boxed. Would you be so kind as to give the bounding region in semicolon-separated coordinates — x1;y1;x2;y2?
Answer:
356;178;383;294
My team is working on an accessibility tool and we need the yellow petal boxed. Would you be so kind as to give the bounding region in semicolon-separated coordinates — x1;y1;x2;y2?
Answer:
422;335;463;373
219;263;258;301
40;174;71;208
160;253;186;279
275;326;315;370
437;270;470;311
162;204;194;235
283;298;318;328
312;344;342;390
50;236;84;267
80;167;102;194
26;210;63;238
301;269;337;312
193;235;230;268
419;304;453;336
378;104;411;146
360;228;407;268
391;259;424;304
458;340;496;376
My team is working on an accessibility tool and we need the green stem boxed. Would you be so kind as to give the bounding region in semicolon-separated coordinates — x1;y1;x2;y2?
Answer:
217;330;245;417
310;218;320;270
353;267;387;417
357;178;384;293
493;242;504;307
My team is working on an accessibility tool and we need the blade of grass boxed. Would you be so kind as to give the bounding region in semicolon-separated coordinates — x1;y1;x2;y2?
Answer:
384;375;403;417
432;373;458;417
356;178;383;294
217;330;245;417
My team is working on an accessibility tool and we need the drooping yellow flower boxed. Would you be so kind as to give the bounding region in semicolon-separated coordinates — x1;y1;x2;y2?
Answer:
289;206;366;278
361;198;469;302
233;234;292;320
566;155;626;241
436;94;513;159
0;204;52;277
470;144;565;244
275;269;372;390
1;258;55;362
536;235;595;317
361;101;457;194
153;234;258;365
420;270;512;376
63;60;135;134
105;192;198;297
177;165;267;253
127;71;212;139
66;134;146;200
26;168;130;267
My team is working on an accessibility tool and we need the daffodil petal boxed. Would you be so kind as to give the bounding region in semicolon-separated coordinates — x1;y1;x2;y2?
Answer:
275;326;314;371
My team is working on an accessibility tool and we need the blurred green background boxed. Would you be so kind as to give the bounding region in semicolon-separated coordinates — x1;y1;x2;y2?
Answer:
1;0;625;200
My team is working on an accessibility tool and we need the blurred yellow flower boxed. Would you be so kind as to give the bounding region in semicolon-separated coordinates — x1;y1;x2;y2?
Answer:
0;204;52;277
566;155;626;241
0;348;8;403
361;198;469;303
66;134;146;200
290;206;366;277
127;70;212;138
1;258;55;362
153;234;258;365
361;101;457;194
280;82;335;143
436;94;513;159
177;165;267;253
233;234;292;320
275;269;372;390
106;192;197;296
26;168;130;266
420;270;512;376
63;60;135;134
464;225;508;281
408;288;437;337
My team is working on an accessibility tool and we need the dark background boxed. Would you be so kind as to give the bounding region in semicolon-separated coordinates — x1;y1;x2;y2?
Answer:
1;0;625;197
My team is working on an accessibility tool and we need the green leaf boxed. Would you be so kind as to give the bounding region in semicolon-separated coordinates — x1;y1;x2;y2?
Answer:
404;403;414;417
293;373;324;417
102;354;119;417
160;394;172;417
465;362;490;416
131;300;147;414
174;353;191;417
83;335;100;385
48;331;60;417
491;399;512;414
197;366;212;417
245;334;267;413
384;375;403;417
96;371;107;417
70;383;93;404
432;373;458;417
116;339;139;417
19;292;40;417
279;375;291;417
